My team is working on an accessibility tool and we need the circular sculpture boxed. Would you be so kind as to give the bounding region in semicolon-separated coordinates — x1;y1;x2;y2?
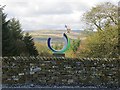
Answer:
47;33;70;53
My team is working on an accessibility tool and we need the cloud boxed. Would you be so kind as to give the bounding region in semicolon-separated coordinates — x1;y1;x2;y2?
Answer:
0;0;118;30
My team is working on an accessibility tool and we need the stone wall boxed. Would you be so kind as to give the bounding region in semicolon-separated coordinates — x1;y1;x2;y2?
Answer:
2;57;119;88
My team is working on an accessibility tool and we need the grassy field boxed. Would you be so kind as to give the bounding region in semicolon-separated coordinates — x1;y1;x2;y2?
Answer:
27;30;87;43
26;30;92;57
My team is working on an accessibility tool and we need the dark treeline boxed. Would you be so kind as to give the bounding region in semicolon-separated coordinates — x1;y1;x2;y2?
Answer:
2;13;38;56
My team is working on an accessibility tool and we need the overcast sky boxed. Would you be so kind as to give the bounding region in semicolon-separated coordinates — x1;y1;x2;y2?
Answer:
0;0;118;31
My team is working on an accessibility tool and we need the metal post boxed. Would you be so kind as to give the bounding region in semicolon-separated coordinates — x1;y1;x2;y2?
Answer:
0;6;3;90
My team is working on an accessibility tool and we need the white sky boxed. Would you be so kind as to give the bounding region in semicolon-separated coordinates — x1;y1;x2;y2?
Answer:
0;0;119;31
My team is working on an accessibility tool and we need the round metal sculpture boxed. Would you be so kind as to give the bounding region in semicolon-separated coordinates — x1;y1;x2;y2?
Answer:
47;33;70;56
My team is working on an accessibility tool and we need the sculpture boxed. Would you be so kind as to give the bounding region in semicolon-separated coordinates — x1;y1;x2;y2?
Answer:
47;33;70;57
